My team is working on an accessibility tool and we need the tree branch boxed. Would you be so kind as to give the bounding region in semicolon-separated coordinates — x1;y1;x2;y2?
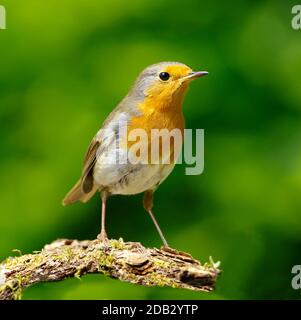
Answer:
0;238;221;300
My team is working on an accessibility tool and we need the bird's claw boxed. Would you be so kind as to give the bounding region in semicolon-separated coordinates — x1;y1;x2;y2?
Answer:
97;231;108;243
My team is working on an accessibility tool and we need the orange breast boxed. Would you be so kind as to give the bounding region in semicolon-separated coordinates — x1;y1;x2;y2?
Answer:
126;95;185;164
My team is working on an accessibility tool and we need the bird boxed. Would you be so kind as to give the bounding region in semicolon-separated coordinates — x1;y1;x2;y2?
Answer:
63;61;208;247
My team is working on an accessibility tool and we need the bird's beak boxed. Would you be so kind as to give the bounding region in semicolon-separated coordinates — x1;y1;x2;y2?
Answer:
182;71;209;81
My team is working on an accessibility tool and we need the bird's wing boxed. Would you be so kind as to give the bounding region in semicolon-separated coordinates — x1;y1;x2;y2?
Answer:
63;97;140;205
80;106;133;193
78;101;123;188
81;137;101;193
62;134;102;205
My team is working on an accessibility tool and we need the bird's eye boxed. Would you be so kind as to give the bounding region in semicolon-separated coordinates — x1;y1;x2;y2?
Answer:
159;72;170;81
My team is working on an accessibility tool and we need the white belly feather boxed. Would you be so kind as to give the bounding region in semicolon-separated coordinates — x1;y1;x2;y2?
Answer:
93;156;175;195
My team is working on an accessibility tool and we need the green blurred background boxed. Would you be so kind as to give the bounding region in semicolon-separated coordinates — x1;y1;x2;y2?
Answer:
1;0;301;299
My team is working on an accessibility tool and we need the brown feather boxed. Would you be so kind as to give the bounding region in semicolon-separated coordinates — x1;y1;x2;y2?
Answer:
62;179;97;205
63;138;100;205
81;138;100;193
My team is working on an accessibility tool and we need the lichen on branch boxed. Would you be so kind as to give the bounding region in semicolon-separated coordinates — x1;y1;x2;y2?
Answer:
0;238;220;300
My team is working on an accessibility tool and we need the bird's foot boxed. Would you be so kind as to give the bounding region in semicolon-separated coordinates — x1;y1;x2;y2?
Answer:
97;231;108;243
161;245;173;252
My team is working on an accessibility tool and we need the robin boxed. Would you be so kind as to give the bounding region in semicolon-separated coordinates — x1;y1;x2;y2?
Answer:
63;62;208;247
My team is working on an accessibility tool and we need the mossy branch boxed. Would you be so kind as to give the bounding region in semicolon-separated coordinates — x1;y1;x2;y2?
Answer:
0;238;220;300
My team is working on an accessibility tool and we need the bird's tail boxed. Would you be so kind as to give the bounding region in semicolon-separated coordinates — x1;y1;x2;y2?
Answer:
62;179;97;206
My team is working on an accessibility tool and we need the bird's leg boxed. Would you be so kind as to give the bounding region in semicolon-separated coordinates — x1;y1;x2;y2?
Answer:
97;190;109;242
143;190;169;248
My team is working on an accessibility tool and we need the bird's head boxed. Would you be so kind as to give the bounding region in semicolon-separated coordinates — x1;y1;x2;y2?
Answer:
131;62;208;105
